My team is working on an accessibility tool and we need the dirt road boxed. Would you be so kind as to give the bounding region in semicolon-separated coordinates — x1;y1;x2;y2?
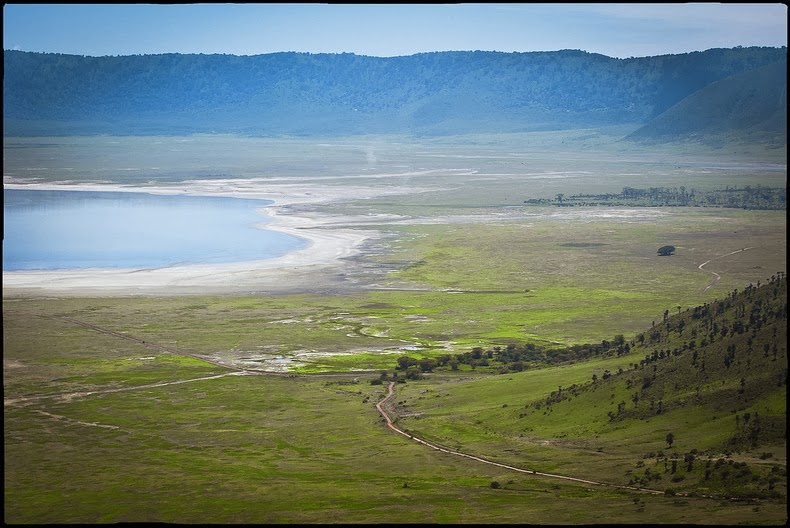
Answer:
698;247;753;292
376;381;669;495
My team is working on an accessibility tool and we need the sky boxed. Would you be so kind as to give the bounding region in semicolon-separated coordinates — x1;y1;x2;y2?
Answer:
3;3;787;59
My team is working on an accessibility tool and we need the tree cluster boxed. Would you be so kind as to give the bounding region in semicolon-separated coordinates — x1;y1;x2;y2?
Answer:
526;185;786;211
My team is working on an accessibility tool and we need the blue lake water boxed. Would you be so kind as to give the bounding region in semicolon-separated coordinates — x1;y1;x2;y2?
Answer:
3;189;308;271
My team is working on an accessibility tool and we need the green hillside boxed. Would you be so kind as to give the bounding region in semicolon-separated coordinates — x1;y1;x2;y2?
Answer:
393;274;787;500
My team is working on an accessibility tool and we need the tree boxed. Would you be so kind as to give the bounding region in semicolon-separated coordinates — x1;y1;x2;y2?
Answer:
666;432;675;448
404;367;423;380
419;358;437;373
684;453;695;471
657;245;676;256
397;356;417;370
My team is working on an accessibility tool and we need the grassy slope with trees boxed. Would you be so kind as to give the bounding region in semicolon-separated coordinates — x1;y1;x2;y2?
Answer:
390;275;787;500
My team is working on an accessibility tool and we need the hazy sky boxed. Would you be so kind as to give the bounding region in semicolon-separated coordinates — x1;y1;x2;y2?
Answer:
3;3;787;59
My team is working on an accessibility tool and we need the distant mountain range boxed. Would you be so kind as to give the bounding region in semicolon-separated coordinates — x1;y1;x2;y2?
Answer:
3;47;787;145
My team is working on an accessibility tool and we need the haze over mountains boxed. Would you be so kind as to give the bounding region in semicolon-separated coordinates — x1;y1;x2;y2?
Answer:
3;46;786;145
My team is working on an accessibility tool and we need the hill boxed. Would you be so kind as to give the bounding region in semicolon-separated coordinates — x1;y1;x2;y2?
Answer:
627;60;788;147
3;46;787;142
392;274;787;499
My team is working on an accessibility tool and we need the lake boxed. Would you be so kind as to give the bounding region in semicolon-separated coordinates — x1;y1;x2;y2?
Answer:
2;188;307;271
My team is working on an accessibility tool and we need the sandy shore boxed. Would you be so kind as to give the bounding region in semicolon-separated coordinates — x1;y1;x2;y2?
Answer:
3;178;410;296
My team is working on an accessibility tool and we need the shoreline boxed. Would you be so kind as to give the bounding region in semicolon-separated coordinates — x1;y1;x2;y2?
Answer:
2;179;387;297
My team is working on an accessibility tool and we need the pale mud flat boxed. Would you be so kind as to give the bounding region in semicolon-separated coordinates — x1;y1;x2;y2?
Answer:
2;175;678;297
2;177;421;297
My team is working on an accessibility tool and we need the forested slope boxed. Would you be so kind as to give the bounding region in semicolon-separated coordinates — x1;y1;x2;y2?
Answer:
3;46;786;141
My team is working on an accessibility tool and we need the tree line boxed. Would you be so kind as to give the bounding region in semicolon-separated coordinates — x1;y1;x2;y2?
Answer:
384;272;786;382
524;185;786;210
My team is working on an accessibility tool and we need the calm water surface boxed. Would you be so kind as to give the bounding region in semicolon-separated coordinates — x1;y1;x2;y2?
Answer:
3;189;307;271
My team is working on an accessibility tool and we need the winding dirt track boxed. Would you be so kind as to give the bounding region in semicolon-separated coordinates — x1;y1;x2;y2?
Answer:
376;381;672;496
698;247;753;292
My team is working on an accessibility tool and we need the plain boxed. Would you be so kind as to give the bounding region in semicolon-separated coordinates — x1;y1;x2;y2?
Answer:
3;131;787;524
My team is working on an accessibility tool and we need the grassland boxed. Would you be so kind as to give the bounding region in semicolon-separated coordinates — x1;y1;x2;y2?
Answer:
3;131;787;524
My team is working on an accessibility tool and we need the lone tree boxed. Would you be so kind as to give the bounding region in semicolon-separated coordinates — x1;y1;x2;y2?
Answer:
657;245;676;256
